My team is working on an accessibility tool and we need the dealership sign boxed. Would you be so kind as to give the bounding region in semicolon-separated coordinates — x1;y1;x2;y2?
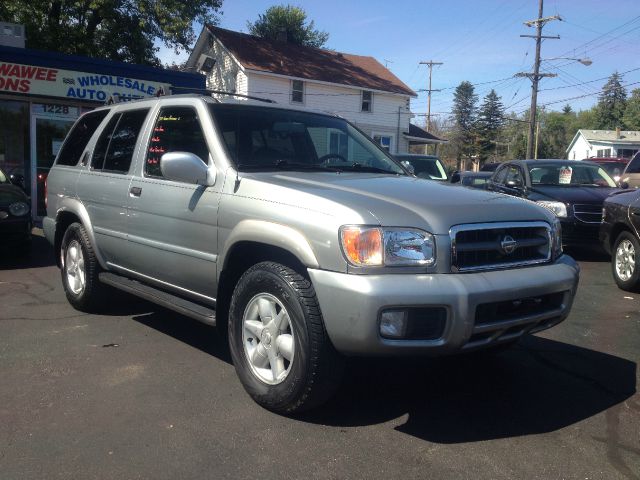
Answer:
0;62;170;102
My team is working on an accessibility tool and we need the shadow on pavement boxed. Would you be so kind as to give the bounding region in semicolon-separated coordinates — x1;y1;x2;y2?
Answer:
132;309;231;364
0;234;56;270
299;335;636;444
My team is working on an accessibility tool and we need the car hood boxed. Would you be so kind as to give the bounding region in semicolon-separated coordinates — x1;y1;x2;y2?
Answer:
0;183;28;206
528;185;620;204
239;172;555;234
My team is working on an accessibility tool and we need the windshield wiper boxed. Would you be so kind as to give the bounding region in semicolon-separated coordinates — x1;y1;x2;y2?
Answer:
331;162;400;175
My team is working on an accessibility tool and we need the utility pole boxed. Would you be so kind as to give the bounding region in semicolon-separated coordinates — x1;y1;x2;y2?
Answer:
419;60;443;132
515;0;560;159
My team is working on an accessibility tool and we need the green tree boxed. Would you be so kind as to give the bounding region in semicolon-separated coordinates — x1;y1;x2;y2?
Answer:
623;89;640;130
451;81;478;169
562;104;573;115
475;89;505;164
0;0;223;66
247;5;329;48
595;72;627;129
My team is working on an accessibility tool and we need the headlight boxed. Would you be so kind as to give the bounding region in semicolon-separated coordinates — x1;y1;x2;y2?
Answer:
9;201;29;217
340;226;435;267
536;200;567;218
551;218;563;259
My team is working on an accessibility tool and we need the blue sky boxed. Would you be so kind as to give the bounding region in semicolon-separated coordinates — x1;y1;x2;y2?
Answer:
158;0;640;122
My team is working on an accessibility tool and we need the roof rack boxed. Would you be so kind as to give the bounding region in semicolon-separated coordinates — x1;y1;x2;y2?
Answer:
103;87;276;106
170;86;276;104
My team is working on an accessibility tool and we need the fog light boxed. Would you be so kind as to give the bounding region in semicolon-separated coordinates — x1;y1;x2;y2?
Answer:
380;310;408;338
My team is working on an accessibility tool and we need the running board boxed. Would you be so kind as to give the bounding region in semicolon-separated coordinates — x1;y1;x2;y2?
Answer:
99;272;216;326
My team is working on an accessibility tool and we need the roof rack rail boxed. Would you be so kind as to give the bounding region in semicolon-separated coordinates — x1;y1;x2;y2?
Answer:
171;86;276;104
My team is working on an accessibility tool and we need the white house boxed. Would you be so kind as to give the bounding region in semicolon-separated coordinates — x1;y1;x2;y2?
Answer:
566;128;640;160
185;25;419;154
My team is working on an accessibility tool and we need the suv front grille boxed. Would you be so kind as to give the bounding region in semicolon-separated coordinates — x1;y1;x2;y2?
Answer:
573;204;602;224
450;221;551;272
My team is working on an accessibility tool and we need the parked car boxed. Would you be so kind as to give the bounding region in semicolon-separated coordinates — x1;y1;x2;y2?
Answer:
450;170;492;189
45;96;579;413
0;166;31;253
585;157;629;183
620;151;640;189
392;154;448;181
601;188;640;290
488;160;620;248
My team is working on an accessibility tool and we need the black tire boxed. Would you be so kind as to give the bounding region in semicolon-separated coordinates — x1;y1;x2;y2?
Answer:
611;231;640;291
228;261;344;414
60;222;107;312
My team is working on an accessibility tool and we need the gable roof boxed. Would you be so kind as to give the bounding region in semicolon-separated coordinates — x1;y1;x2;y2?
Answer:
204;25;416;97
578;129;640;143
567;129;640;153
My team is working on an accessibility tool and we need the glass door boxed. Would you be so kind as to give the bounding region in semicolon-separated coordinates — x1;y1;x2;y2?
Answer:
30;104;78;217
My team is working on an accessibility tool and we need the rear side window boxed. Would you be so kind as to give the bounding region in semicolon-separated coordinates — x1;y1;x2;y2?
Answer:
146;106;209;178
92;109;149;173
626;152;640;174
56;110;109;166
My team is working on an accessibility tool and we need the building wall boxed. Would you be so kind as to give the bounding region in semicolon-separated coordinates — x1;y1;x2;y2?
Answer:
204;39;243;96
246;72;412;153
568;135;591;160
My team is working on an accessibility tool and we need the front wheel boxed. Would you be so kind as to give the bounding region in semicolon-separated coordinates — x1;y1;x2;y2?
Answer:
612;231;640;291
228;261;343;413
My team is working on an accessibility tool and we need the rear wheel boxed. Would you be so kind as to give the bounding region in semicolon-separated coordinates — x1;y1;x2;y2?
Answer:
612;231;640;291
228;261;343;413
60;222;107;311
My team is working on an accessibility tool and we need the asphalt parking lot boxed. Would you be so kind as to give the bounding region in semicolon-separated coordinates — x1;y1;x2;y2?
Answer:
1;233;638;480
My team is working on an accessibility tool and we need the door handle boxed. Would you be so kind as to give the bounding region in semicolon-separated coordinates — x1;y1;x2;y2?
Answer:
129;186;142;197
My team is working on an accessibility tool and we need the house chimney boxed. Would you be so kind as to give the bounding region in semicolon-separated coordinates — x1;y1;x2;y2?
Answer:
616;127;621;139
276;28;287;42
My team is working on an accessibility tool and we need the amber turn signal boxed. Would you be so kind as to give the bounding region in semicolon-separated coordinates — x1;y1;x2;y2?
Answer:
340;226;383;266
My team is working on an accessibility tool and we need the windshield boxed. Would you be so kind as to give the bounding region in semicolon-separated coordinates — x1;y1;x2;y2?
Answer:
209;104;405;174
395;156;448;181
528;163;617;187
597;162;627;179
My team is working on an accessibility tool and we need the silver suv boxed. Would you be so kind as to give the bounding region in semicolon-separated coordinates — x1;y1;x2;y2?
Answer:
44;95;579;413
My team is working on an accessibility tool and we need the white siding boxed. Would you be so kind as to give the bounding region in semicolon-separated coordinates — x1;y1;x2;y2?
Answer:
568;135;591;160
203;39;243;97
246;72;412;153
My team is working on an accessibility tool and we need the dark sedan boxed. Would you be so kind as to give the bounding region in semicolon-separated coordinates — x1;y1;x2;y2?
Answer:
0;167;32;253
393;154;449;181
450;170;492;189
601;188;640;290
488;160;620;247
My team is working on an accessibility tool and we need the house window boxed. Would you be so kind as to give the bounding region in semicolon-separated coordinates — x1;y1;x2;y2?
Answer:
361;90;373;112
596;148;612;157
618;148;639;159
372;133;392;152
291;80;304;104
329;131;348;158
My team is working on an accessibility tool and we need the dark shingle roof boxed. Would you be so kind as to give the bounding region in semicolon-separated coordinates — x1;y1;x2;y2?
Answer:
206;25;416;97
407;123;446;141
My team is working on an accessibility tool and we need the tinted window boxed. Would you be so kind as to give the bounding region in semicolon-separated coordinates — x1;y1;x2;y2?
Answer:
146;107;209;178
528;163;616;187
91;114;121;170
626;152;640;174
493;165;509;184
56;110;109;166
103;109;149;173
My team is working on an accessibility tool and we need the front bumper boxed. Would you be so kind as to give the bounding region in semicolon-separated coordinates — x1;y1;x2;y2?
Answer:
561;220;600;247
308;255;579;355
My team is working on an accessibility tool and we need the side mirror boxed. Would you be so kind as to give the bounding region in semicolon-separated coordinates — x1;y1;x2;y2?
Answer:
620;181;630;189
506;179;524;189
160;152;216;186
400;160;415;175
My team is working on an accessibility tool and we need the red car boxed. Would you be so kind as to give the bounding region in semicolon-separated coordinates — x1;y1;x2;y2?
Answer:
583;157;629;183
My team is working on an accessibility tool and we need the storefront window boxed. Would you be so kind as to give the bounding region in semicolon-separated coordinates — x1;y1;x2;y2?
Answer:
0;99;29;191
